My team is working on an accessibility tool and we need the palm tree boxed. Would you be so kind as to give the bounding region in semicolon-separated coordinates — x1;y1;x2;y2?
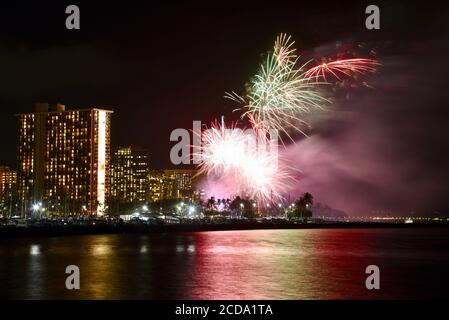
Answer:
297;192;313;207
207;197;216;210
291;192;314;219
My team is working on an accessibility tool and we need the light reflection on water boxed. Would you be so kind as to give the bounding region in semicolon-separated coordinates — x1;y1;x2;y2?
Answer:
1;228;449;299
29;245;41;256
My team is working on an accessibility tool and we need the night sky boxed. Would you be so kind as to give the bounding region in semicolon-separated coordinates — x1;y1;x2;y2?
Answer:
1;1;448;214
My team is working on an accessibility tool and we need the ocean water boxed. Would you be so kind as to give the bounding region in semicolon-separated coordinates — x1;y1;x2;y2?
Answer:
1;228;448;299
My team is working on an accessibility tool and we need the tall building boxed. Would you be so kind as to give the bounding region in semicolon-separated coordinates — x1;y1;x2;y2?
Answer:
110;146;150;206
0;166;17;212
17;103;113;215
147;169;199;203
147;170;164;203
164;169;197;200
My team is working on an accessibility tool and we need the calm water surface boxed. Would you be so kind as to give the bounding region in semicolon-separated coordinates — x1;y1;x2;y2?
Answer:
1;228;448;299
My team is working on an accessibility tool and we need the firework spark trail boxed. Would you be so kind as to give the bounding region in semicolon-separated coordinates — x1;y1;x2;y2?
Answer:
273;33;297;68
226;33;330;139
225;34;380;141
304;58;381;82
194;118;292;203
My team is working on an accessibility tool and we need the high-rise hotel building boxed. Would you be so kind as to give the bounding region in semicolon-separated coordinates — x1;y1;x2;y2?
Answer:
147;169;199;203
17;103;113;215
0;166;17;209
110;146;150;205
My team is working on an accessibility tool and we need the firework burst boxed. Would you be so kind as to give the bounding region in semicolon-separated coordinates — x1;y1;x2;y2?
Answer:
195;118;292;203
226;34;380;141
226;34;329;139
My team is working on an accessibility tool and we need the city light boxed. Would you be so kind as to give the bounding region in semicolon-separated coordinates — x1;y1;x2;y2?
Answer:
97;110;107;216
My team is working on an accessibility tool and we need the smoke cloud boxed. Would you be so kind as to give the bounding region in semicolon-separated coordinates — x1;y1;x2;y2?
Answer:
283;39;449;215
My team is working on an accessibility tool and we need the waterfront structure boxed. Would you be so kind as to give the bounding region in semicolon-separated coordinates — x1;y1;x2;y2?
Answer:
16;103;113;215
110;146;150;206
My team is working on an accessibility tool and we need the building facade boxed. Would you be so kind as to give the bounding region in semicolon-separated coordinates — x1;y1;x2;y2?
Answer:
147;169;199;203
110;146;150;206
147;170;164;203
164;169;197;200
17;103;112;216
0;166;17;215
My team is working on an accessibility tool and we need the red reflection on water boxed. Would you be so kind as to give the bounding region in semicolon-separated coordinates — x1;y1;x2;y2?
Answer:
1;228;448;299
180;229;449;299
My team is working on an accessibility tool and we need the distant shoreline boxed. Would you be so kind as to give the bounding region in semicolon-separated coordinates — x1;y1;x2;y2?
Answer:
1;221;449;238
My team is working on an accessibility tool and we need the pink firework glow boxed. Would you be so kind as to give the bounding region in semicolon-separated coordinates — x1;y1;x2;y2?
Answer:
195;118;293;203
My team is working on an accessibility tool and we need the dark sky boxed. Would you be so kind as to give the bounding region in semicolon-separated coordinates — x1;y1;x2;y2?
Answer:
1;1;448;214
